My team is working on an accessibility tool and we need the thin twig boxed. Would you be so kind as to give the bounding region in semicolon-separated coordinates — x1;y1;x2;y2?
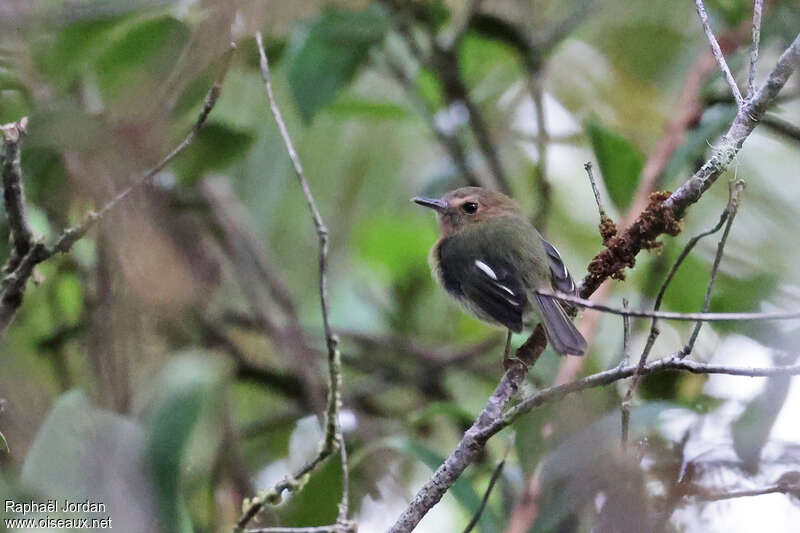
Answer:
585;162;606;218
486;355;800;438
695;0;744;108
688;483;800;502
337;436;350;526
584;162;617;246
621;298;631;367
536;291;799;322
238;33;349;533
1;117;33;275
462;436;513;533
748;0;763;99
682;180;745;357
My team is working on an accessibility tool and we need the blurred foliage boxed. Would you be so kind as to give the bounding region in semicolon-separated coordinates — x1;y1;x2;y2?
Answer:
0;1;799;533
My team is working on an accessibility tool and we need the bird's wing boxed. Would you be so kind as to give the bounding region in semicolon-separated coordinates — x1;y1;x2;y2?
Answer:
457;257;527;332
541;239;577;295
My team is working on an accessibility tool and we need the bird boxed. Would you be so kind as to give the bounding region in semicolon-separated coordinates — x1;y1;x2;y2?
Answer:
413;186;587;360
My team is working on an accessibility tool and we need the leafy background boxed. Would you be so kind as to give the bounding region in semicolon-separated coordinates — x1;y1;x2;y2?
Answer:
1;0;799;532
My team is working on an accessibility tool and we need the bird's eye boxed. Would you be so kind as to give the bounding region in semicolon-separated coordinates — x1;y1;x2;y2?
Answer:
462;202;478;214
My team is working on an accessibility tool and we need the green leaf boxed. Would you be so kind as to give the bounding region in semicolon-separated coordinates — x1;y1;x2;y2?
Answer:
145;353;226;533
354;214;437;282
95;15;190;99
287;5;388;122
0;429;8;453
325;97;409;120
173;123;255;184
55;273;84;326
416;68;444;110
587;122;644;212
709;272;778;333
706;0;751;26
21;390;155;530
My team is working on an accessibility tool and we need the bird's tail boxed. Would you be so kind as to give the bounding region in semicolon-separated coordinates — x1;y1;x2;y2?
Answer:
533;293;587;356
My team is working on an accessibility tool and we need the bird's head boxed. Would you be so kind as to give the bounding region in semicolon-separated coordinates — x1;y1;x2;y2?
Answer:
413;187;522;236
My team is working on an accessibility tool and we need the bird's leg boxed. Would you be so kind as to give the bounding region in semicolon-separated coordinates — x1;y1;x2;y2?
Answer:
502;329;512;367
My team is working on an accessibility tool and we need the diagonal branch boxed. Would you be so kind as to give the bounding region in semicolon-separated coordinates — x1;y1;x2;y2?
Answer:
237;33;351;533
695;0;744;108
582;31;800;297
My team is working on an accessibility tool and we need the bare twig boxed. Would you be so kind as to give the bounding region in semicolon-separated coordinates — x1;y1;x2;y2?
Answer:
688;483;800;502
695;0;744;108
462;437;513;533
537;291;799;322
238;33;349;533
621;298;631;367
1;117;33;275
486;355;800;438
584;162;617;245
748;0;763;98
337;437;350;525
682;180;745;356
585;162;606;218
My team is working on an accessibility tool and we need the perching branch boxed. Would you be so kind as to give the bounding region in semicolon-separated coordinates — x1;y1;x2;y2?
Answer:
388;326;548;533
0;43;235;339
694;0;744;108
237;33;351;533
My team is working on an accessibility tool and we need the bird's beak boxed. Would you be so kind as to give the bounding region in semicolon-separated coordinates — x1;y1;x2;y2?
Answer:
412;196;447;211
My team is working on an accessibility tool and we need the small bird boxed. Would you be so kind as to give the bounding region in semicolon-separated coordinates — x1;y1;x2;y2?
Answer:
413;187;587;359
